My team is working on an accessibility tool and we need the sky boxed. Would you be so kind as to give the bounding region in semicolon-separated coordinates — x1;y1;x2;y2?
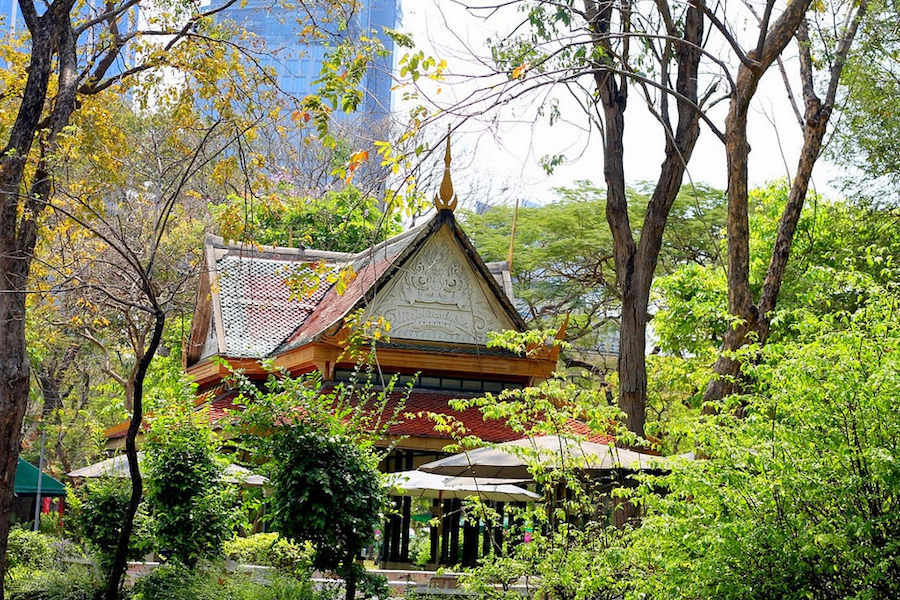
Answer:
393;0;844;207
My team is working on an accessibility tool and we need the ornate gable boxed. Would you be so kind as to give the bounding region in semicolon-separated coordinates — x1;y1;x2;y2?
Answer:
362;226;517;346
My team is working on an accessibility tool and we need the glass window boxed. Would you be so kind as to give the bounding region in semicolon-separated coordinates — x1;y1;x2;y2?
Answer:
420;375;441;388
461;379;482;391
482;381;503;392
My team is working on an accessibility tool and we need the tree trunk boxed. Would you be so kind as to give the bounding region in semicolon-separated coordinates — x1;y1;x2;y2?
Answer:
703;2;863;406
104;311;165;600
343;553;358;600
0;288;31;593
702;0;815;407
0;18;57;593
617;292;649;436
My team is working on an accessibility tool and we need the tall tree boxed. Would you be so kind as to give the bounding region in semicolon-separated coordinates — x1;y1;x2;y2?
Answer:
0;0;390;590
704;0;869;404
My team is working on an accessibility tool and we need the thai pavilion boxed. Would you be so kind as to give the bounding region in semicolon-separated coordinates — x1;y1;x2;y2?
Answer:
105;143;588;568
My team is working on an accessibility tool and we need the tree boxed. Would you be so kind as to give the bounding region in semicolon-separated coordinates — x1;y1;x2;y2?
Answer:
213;184;402;252
704;0;870;404
648;184;900;447
394;0;873;434
462;182;725;377
0;0;246;586
622;286;900;598
228;364;411;600
829;0;900;201
0;1;393;589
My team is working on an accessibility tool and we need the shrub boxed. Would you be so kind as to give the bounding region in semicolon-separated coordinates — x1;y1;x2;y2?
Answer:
131;562;201;600
131;562;326;600
144;403;238;566
5;563;102;600
223;533;313;573
270;427;387;600
6;529;55;571
69;476;155;561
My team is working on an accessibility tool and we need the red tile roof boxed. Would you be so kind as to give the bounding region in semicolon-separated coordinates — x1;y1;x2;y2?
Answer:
108;387;612;448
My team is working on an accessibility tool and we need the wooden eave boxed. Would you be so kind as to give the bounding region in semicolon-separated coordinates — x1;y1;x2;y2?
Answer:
187;340;555;389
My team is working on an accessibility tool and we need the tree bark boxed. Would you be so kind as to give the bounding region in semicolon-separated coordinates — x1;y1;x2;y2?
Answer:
0;5;73;589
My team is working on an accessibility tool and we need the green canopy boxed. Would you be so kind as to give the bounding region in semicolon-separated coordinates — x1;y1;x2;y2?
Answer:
14;458;66;497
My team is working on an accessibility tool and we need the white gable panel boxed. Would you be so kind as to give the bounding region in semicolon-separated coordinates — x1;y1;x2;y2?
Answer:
363;227;517;345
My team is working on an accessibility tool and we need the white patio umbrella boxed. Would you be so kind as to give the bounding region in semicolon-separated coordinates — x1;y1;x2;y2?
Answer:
387;470;539;502
387;470;538;569
418;435;671;479
67;454;268;487
67;453;142;478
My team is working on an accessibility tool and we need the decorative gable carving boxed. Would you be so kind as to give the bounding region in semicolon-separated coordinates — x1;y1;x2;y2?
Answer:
363;227;516;345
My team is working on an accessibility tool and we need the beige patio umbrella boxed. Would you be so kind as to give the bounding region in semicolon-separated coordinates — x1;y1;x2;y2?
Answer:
387;470;538;568
67;454;268;487
418;435;670;479
387;470;539;502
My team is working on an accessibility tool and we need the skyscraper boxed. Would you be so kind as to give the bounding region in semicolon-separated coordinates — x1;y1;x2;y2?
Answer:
208;0;397;119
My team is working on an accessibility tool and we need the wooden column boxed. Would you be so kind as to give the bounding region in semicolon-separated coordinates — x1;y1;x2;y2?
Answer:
449;499;461;564
430;499;440;564
462;511;479;567
400;451;413;562
440;499;453;564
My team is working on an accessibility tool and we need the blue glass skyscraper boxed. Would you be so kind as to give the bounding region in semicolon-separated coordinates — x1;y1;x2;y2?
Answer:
208;0;397;119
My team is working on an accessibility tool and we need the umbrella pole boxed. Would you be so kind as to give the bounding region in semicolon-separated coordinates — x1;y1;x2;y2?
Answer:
435;491;443;569
33;430;46;532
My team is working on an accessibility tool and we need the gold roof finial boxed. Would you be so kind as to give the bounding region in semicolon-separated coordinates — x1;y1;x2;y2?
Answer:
434;128;458;212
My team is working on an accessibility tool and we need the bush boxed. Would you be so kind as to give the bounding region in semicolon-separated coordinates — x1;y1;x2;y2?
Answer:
270;427;386;600
223;533;313;573
131;562;201;600
6;529;55;571
5;529;102;600
69;476;155;561
131;562;325;600
5;563;102;600
145;403;238;566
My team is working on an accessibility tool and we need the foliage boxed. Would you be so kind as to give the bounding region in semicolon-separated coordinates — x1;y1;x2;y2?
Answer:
831;0;900;200
213;185;402;252
228;362;408;454
269;426;385;598
144;403;238;567
5;530;54;572
131;561;324;600
5;563;103;600
67;478;155;562
4;531;99;600
227;364;410;600
222;533;313;575
461;181;724;366
649;183;900;447
621;288;900;599
425;332;636;599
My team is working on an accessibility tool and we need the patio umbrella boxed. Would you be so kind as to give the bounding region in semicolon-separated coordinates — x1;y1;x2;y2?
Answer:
387;470;539;502
15;458;67;497
67;454;268;487
418;435;670;479
387;470;538;569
